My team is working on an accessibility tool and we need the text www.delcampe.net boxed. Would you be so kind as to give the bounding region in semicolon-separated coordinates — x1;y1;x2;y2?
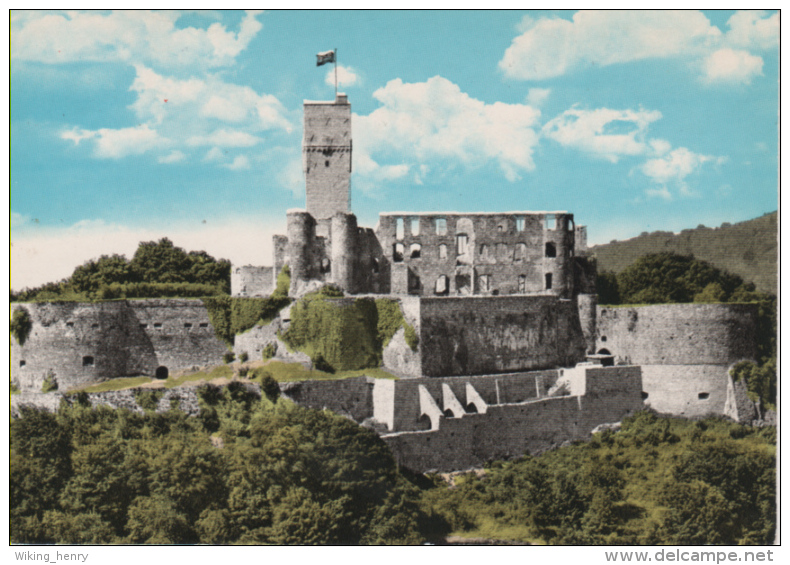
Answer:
605;550;774;563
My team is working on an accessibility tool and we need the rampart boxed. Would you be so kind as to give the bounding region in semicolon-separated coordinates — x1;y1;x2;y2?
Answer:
415;295;587;377
11;300;228;392
596;303;759;420
380;365;644;473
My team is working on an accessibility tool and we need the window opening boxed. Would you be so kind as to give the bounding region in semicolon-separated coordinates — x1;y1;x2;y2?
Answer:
516;216;525;231
641;392;649;400
154;323;163;329
479;274;491;292
514;243;527;262
396;218;404;240
545;214;556;230
82;356;94;367
545;242;557;258
545;272;553;290
155;366;169;380
411;217;420;236
140;323;148;329
91;323;99;328
435;218;447;235
479;244;490;260
66;322;74;328
393;243;404;263
19;360;26;367
410;243;422;259
372;258;380;273
698;392;710;400
184;323;192;329
518;275;526;293
439;244;448;259
435;275;449;296
456;234;469;255
199;323;209;328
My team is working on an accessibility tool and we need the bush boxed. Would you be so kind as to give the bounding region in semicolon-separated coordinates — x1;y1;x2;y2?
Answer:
239;352;249;363
41;372;58;393
262;342;277;360
223;352;235;364
134;389;163;411
260;374;280;403
11;308;32;345
312;354;335;374
238;367;249;378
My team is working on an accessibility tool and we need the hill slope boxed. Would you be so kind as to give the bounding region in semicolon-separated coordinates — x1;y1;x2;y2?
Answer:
590;211;777;294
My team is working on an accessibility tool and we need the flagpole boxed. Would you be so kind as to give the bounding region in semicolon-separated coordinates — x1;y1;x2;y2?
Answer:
334;47;338;100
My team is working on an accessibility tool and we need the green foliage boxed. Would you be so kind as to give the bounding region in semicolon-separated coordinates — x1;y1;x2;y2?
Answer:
420;411;776;545
260;374;280;403
616;253;746;305
272;264;291;299
596;271;620;305
592;212;777;294
223;352;235;364
282;295;417;372
41;372;58;393
11;382;21;395
730;359;776;411
404;324;419;351
134;389;163;412
262;342;277;360
11;394;438;544
10;307;32;345
239;352;249;363
13;238;232;302
202;294;291;346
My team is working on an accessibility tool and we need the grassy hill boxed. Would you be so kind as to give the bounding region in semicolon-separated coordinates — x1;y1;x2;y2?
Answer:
590;211;777;294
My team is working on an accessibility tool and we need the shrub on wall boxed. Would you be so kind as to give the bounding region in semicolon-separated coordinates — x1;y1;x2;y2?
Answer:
262;342;277;360
41;372;58;393
10;308;32;346
133;389;163;412
281;293;418;372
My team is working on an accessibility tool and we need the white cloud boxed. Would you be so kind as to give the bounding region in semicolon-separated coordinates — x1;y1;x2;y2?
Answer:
542;106;662;162
703;48;763;84
526;87;551;107
640;147;724;196
499;10;777;85
203;147;225;162
224;155;250;171
62;123;166;158
60;65;292;165
158;150;185;164
10;216;286;291
724;11;779;50
354;76;541;185
500;11;720;80
11;10;263;69
325;65;359;88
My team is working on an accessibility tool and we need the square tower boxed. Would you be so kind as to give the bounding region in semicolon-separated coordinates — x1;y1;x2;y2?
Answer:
303;93;352;219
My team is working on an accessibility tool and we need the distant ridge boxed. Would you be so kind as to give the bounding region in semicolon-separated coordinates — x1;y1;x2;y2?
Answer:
590;211;777;294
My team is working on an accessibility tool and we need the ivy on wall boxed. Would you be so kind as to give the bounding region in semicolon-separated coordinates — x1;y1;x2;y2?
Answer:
10;308;32;346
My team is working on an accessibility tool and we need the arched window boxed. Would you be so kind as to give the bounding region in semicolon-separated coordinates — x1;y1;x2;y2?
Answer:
396;218;404;240
321;257;331;273
411;217;420;236
439;244;448;259
155;366;169;380
479;244;490;260
435;218;447;235
410;243;421;258
545;242;556;258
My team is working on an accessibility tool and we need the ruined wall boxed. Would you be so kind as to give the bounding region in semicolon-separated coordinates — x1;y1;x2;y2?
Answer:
375;212;576;297
640;364;732;418
418;295;587;377
382;365;643;473
280;376;375;422
11;300;228;392
595;303;758;365
303;97;351;220
231;266;274;298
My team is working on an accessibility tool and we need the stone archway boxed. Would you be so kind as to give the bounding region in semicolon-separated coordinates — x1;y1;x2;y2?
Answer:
155;366;169;380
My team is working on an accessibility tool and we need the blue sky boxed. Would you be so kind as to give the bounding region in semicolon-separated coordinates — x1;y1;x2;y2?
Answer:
10;10;779;290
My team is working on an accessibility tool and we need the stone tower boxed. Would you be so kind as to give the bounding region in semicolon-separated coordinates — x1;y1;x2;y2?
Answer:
303;93;352;220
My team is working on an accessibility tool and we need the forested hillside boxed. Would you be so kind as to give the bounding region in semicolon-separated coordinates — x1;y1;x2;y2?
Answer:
590;212;777;293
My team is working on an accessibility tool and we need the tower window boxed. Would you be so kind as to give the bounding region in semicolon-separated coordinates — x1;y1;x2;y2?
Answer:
545;242;557;258
435;275;449;295
411;218;420;236
83;356;94;367
154;323;163;329
518;275;526;292
545;273;553;290
325;160;330;167
439;244;448;259
545;214;556;230
410;243;422;259
19;360;26;367
66;322;74;328
184;323;192;329
199;323;209;328
698;392;710;400
516;216;525;231
435;218;447;235
396;218;404;240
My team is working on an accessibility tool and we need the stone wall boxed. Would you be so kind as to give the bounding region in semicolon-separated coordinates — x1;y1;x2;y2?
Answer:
231;266;274;297
280;376;375;422
417;295;587;377
11;300;228;392
375;212;576;297
640;364;733;418
595;303;758;365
